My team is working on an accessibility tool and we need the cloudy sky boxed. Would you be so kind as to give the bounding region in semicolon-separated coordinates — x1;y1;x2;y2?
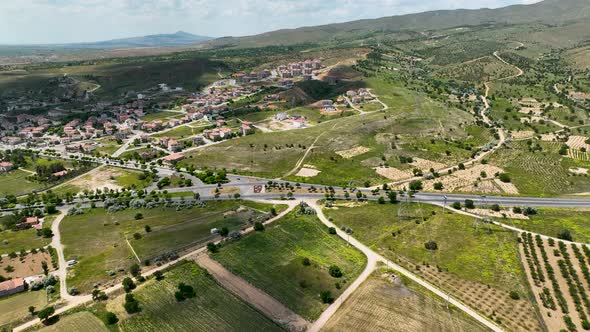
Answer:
1;0;542;44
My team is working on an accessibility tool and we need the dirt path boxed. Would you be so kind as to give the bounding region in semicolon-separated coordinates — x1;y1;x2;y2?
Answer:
125;237;141;263
195;255;309;332
51;208;79;303
283;133;325;178
305;200;504;332
494;51;524;81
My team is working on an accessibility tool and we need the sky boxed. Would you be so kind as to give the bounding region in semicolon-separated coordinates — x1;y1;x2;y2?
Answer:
1;0;543;44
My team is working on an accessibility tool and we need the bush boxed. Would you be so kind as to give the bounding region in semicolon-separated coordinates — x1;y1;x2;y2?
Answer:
133;232;142;240
254;222;265;231
130;263;141;277
154;270;164;281
451;202;461;210
207;242;219;253
512;206;522;214
433;182;443;190
498;173;511;183
124;293;141;314
464;199;475;209
144;225;151;233
509;291;520;300
328;227;337;235
105;312;118;325
122;277;136;293
302;257;311;266
37;306;55;322
377;197;385;204
490;204;501;212
329;265;343;278
409;180;423;191
174;282;196;302
557;229;573;242
320;290;334;304
219;227;229;237
134;213;143;220
424;241;438;251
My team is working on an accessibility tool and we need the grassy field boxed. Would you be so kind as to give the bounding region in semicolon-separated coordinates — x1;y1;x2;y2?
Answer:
212;210;366;320
0;291;47;328
509;208;590;243
52;166;153;196
37;311;108;332
323;270;489;332
61;200;280;293
94;137;123;157
140;111;183;122
323;201;541;331
183;77;478;186
114;262;282;332
0;227;51;255
0;169;46;196
152;125;206;139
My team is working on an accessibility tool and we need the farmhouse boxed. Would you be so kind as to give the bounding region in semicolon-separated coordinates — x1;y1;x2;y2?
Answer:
0;161;14;172
163;153;185;165
0;278;25;298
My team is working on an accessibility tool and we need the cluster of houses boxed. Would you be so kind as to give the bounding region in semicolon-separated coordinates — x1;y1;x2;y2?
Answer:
274;112;307;128
277;59;322;81
342;88;375;104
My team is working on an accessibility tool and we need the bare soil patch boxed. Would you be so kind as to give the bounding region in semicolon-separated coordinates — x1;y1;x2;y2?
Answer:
295;165;321;177
566;136;590;150
569;167;589;175
469;208;529;220
0;251;53;278
511;131;535;140
375;167;412;181
336;146;371;159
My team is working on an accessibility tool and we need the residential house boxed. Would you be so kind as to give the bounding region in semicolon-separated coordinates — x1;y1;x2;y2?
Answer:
0;278;25;298
0;162;13;172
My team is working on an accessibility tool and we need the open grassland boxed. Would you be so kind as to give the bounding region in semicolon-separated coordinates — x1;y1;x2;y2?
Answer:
152;125;207;139
94;136;123;157
323;201;541;331
37;311;108;332
489;140;590;196
212;210;366;320
435;56;519;82
0;291;47;329
0;169;46;196
510;208;590;243
0;227;51;255
323;270;489;332
140;111;184;122
114;262;282;332
62;200;279;293
184;76;480;186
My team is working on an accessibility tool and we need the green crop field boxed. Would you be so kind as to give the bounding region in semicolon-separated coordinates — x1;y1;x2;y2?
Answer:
116;262;282;332
37;311;108;332
212;210;366;320
0;291;47;328
61;200;280;293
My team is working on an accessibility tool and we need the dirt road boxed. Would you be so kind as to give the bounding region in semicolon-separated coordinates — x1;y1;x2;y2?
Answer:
196;255;309;332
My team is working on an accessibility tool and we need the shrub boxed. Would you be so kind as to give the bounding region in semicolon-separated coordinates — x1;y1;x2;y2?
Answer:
302;257;311;266
558;229;573;242
134;213;143;220
409;180;423;191
328;227;337;235
122;277;136;293
144;225;151;233
377;197;385;204
512;206;522;214
105;312;118;325
498;173;511;183
320;290;334;304
254;222;265;231
124;294;141;314
490;204;501;212
174;283;196;302
451;202;461;210
329;265;343;278
509;291;520;300
207;242;219;253
464;199;475;209
130;264;141;277
133;233;142;240
433;182;443;190
37;306;55;322
424;241;438;251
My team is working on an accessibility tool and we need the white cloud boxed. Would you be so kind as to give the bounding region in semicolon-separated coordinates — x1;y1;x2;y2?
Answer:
0;0;539;44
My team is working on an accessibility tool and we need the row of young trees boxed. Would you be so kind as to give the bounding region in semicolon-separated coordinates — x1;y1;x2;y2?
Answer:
557;241;590;330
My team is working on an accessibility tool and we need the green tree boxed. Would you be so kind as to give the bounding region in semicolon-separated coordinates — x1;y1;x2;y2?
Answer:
37;306;55;323
28;306;36;316
409;180;423;191
122;277;136;293
464;199;475;209
254;222;265;231
329;265;343;278
105;312;118;325
388;191;397;203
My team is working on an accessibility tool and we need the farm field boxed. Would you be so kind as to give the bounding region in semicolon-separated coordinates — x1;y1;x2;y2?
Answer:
509;208;590;243
519;233;590;331
112;262;282;332
0;251;54;278
37;311;108;332
323;270;489;332
0;291;47;329
212;209;366;320
0;169;46;196
489;140;590;196
323;201;541;331
61;200;280;293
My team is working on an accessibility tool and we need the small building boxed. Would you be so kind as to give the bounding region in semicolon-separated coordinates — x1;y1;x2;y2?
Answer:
0;162;14;172
0;278;25;298
53;170;68;178
163;153;185;165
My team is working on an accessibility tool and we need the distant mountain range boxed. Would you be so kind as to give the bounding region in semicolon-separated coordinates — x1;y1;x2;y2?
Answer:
59;31;212;49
